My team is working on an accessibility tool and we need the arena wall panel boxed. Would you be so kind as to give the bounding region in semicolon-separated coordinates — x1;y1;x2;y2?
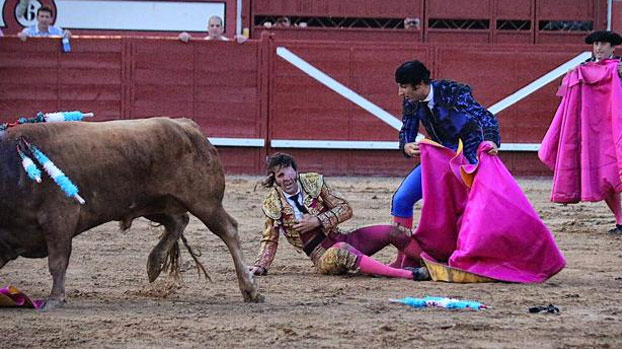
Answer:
614;0;622;33
493;0;534;44
250;0;420;17
427;0;491;19
0;37;264;174
535;0;606;44
252;28;423;43
434;45;584;145
269;41;432;144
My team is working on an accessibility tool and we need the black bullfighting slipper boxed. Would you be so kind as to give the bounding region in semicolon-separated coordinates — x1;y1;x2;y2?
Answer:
607;224;622;235
404;267;431;281
528;304;560;314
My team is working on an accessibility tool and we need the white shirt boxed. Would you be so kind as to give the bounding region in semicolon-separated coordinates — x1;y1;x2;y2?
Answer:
422;85;434;111
284;184;305;221
204;35;229;41
22;24;64;37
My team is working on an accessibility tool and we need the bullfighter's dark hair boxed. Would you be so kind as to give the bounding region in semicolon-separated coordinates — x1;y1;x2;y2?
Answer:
584;30;622;46
261;152;298;188
37;6;53;16
395;60;431;86
208;15;223;26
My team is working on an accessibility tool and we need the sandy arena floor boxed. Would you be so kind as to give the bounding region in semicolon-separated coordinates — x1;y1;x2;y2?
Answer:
1;176;622;348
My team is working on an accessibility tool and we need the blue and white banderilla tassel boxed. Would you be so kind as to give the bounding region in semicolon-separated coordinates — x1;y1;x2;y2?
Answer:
29;145;85;205
16;147;42;183
390;296;488;310
1;111;93;137
15;111;94;125
43;111;94;122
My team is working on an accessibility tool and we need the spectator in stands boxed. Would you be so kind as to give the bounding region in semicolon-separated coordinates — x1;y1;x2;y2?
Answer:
17;5;71;42
404;17;420;30
389;60;500;268
275;16;291;28
248;152;427;280
583;30;622;77
178;15;246;43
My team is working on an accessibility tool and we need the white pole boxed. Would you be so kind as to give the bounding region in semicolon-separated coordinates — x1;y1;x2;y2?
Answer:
236;0;242;36
608;0;612;31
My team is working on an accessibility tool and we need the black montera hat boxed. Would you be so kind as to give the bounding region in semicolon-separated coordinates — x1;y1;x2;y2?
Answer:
584;30;622;46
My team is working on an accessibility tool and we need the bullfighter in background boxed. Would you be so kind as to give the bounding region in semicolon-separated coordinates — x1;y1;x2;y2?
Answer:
539;30;622;235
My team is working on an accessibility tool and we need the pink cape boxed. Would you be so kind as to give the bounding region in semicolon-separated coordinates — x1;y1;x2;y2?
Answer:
0;285;44;309
414;141;566;283
538;59;622;203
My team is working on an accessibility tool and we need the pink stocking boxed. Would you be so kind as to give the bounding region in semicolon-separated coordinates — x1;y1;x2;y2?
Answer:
605;192;622;224
358;256;413;279
388;216;413;268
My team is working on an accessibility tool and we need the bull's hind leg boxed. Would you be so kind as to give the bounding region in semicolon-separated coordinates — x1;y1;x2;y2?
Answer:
189;204;263;303
144;213;189;282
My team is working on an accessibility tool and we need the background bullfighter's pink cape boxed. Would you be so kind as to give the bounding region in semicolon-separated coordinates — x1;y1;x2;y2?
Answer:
414;141;566;283
538;59;622;203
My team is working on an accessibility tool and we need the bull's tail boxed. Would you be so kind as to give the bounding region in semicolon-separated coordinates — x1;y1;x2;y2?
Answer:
163;233;212;282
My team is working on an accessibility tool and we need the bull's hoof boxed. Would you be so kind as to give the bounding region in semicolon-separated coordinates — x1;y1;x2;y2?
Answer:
39;298;65;312
147;252;165;282
243;290;264;303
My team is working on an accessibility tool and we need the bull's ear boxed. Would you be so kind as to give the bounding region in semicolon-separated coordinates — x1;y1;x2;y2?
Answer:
261;189;282;220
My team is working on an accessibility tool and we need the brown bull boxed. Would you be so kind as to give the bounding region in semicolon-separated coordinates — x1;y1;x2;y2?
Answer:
0;117;262;309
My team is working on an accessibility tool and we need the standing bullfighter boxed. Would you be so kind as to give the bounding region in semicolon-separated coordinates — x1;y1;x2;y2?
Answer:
390;60;501;268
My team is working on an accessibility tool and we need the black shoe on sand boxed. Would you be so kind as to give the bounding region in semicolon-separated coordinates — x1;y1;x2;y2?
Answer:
608;224;622;235
405;267;431;281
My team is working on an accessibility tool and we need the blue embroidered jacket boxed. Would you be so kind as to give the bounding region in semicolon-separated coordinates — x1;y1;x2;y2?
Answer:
398;80;500;164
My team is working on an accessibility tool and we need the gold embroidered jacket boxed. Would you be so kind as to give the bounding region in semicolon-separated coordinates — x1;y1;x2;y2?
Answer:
253;172;353;270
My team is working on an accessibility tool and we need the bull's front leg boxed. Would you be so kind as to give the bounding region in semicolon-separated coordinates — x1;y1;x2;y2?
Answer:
39;209;78;311
196;205;263;303
42;233;73;311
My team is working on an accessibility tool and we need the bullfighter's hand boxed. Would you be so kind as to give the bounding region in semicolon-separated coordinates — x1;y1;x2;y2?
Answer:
178;32;191;43
404;142;421;157
293;214;321;233
484;141;499;155
618;61;622;78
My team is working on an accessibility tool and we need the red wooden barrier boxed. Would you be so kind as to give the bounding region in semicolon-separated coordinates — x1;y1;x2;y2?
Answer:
1;36;591;176
614;0;622;33
269;39;587;175
0;37;265;174
535;0;606;44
